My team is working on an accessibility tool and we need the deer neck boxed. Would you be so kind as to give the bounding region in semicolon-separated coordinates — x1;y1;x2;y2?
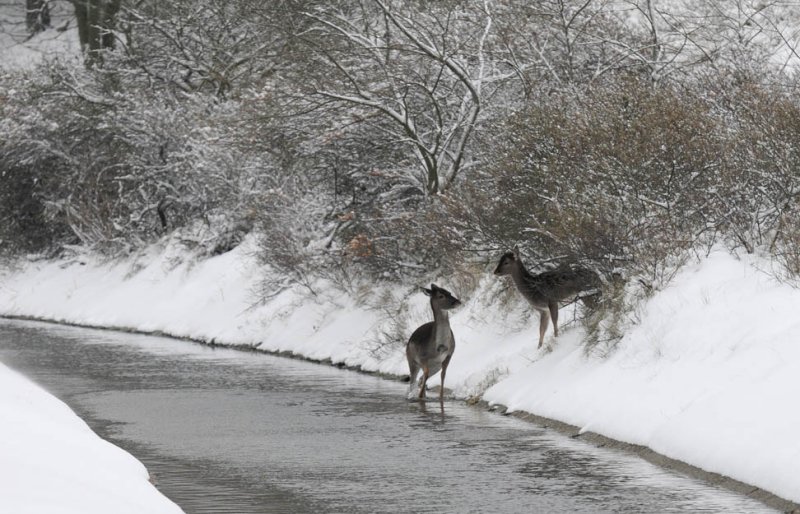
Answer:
431;305;451;342
510;260;547;305
510;260;534;288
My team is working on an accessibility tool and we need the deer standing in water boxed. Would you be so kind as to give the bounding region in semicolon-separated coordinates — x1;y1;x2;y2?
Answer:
494;247;598;349
406;284;461;403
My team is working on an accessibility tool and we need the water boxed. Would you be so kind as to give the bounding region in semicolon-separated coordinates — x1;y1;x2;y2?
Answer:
0;319;775;513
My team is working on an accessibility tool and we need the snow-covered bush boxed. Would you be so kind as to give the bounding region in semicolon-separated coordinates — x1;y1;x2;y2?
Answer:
5;0;800;302
711;76;800;257
447;78;719;285
0;68;76;254
0;63;266;255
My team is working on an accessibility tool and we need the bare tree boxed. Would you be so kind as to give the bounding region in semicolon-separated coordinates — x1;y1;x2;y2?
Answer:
70;0;121;63
612;0;800;83
26;0;50;34
117;0;286;97
296;0;520;196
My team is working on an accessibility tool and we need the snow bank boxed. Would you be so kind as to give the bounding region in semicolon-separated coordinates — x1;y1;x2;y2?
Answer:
1;239;799;505
0;362;182;514
483;251;800;504
0;6;81;71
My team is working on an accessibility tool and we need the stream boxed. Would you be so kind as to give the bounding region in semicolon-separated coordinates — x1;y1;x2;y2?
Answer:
0;319;775;513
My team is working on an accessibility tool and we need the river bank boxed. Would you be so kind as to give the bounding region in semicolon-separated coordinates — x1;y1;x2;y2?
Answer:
0;358;182;513
1;236;799;510
5;318;779;513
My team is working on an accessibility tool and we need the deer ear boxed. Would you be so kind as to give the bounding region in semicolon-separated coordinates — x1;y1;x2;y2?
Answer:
512;245;520;257
430;283;440;291
421;287;433;297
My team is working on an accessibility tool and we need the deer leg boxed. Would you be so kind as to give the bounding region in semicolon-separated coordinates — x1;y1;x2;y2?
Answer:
439;355;452;404
407;360;419;395
549;301;559;338
419;365;430;399
538;310;549;348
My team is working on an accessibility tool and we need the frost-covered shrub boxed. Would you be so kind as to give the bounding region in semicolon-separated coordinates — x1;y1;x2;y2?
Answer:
7;0;800;300
0;63;268;255
453;77;724;286
0;70;74;254
246;97;472;287
712;77;800;257
583;272;649;356
0;164;73;255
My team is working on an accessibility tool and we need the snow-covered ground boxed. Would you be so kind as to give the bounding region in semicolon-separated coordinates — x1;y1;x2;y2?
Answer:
2;3;799;511
0;2;81;70
0;360;182;514
1;236;799;508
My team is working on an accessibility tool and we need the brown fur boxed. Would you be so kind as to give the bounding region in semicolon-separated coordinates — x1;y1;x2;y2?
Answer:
495;248;598;348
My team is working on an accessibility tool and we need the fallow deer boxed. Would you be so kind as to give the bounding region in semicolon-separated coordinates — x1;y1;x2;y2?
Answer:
406;284;461;403
494;247;598;348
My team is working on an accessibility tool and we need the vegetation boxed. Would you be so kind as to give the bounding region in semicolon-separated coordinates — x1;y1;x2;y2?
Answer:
3;0;800;303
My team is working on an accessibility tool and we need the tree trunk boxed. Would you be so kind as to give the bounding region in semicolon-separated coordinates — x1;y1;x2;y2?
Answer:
26;0;50;34
71;0;122;64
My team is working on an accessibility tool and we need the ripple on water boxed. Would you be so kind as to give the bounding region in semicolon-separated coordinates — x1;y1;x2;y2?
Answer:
0;319;780;514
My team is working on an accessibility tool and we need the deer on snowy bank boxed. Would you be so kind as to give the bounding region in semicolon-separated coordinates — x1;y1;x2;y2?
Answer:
494;247;599;349
406;284;461;403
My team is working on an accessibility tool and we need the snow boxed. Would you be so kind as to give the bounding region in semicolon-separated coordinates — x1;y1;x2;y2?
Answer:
0;361;182;514
1;238;799;508
2;1;798;510
481;251;800;503
0;4;81;70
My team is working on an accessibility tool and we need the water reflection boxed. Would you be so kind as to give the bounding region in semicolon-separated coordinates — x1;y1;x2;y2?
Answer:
0;319;777;514
412;397;447;424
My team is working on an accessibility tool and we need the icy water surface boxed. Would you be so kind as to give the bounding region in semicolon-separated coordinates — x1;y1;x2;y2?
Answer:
0;319;776;513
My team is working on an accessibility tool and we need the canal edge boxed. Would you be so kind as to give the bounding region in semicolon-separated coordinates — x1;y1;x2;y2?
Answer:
477;400;800;514
2;314;799;513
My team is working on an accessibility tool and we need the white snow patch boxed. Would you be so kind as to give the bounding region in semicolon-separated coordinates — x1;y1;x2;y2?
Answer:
0;361;182;514
0;4;82;70
0;242;799;505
